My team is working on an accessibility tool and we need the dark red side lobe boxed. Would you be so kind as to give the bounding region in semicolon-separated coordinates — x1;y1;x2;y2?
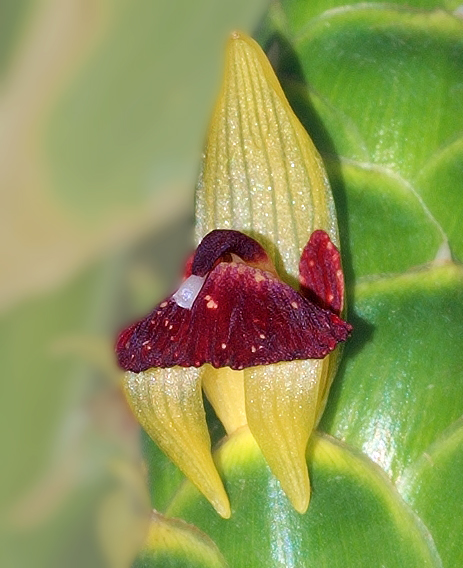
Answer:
299;230;345;315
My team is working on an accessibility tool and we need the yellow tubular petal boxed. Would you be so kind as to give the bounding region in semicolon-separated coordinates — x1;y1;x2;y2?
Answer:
244;360;323;514
201;365;247;436
122;368;230;518
195;31;339;279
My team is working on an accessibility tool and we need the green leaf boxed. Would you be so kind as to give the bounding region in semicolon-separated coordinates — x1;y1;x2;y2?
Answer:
166;428;441;568
415;136;463;262
398;418;463;568
134;512;227;568
285;7;463;181
327;159;445;279
275;0;455;37
321;263;463;481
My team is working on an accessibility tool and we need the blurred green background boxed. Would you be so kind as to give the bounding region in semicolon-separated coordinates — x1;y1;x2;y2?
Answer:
0;1;269;566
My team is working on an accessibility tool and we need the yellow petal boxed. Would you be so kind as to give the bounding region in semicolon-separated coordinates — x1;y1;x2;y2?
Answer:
244;360;324;513
195;31;339;278
122;368;230;518
201;365;247;436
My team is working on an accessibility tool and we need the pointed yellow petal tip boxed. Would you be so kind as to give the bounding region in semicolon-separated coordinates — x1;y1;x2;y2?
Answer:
244;359;325;515
122;368;230;519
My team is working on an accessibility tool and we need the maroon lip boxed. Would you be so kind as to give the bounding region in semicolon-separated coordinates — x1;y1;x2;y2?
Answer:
116;229;352;372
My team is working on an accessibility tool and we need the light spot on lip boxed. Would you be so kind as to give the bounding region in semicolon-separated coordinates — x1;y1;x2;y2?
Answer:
207;299;218;309
173;275;206;309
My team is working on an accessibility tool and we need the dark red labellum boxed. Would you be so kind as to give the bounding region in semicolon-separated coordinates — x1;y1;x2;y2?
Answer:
116;230;352;372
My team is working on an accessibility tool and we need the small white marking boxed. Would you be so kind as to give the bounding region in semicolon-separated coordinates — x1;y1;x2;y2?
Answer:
172;275;206;309
207;299;218;309
434;240;452;262
160;301;168;308
259;333;266;339
164;319;169;327
251;346;257;353
168;324;173;330
291;301;299;309
221;343;227;349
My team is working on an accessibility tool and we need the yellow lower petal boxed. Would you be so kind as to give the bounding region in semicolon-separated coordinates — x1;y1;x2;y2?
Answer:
201;365;247;436
122;368;230;518
244;359;324;513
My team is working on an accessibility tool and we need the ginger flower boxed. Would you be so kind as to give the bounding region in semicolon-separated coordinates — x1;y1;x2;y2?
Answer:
116;229;350;518
116;32;351;519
